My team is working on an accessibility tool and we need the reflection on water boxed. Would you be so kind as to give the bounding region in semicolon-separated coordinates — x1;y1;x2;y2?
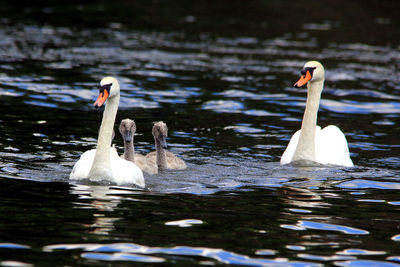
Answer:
71;185;123;235
0;0;399;265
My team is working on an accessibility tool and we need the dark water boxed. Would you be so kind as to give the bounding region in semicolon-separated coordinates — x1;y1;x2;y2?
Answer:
0;0;399;266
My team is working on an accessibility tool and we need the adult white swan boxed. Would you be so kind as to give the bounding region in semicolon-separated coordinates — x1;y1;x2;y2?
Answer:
69;77;145;187
280;61;353;167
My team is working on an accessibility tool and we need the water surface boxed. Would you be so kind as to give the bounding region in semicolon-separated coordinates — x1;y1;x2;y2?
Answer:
0;0;399;266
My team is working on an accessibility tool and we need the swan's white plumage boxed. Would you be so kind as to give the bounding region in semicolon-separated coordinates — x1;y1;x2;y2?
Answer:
280;61;353;167
70;149;96;180
109;148;145;186
281;125;353;167
69;77;145;187
70;147;145;186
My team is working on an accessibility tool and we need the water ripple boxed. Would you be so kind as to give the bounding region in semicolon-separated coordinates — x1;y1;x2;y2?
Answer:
297;253;356;262
283;220;369;235
0;243;30;249
44;242;321;266
337;179;400;190
321;99;400;114
202;100;244;113
164;219;203;227
337;248;386;256
81;252;165;263
334;260;400;267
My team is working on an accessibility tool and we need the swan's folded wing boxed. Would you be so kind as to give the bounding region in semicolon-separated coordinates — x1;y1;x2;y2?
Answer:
280;130;301;165
166;151;187;170
69;149;96;180
132;154;157;175
110;149;145;187
317;125;353;167
145;151;156;159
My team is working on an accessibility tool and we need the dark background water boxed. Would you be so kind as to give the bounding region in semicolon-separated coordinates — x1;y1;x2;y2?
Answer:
0;0;399;266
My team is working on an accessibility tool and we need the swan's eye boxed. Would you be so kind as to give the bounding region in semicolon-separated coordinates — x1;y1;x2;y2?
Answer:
300;67;316;76
99;83;112;97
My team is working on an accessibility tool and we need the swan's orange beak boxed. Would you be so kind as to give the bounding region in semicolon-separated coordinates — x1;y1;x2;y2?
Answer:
94;89;109;108
294;70;312;88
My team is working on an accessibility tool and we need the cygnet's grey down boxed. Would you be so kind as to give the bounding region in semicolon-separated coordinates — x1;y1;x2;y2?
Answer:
119;119;157;175
145;121;186;173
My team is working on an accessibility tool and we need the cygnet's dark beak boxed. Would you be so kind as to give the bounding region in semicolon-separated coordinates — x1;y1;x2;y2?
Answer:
123;131;132;143
160;136;168;149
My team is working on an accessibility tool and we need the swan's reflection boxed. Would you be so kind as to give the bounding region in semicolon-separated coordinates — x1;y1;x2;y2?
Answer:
70;184;138;235
282;186;326;209
277;168;370;248
280;166;332;210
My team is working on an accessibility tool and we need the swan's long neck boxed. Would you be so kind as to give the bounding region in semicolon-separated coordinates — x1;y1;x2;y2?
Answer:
124;139;135;163
155;138;167;169
292;80;323;162
89;95;119;179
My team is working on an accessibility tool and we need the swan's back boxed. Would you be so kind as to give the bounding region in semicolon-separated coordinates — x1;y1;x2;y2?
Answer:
316;125;353;167
281;125;353;167
145;149;187;171
121;151;158;175
136;154;158;175
166;151;186;169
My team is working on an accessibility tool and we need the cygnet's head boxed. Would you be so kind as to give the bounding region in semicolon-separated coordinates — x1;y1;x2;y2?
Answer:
294;61;325;88
94;76;120;108
119;119;136;143
152;121;168;149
